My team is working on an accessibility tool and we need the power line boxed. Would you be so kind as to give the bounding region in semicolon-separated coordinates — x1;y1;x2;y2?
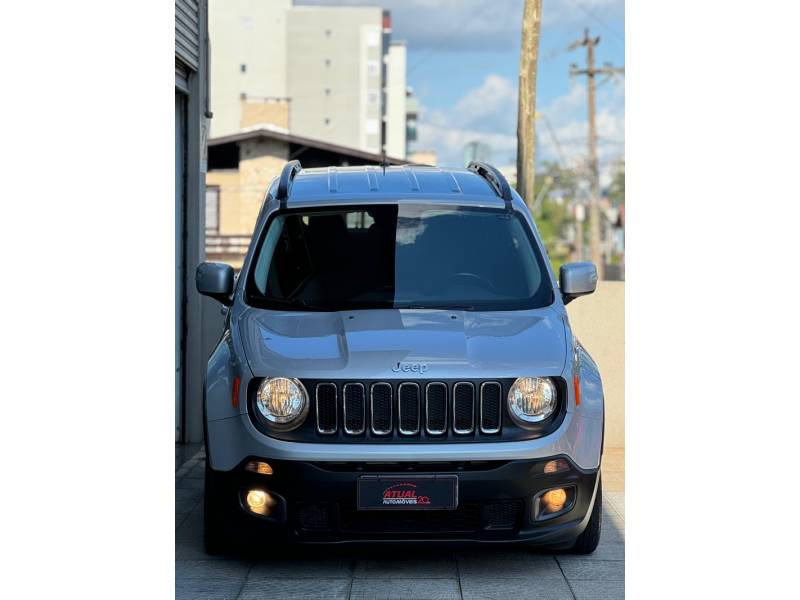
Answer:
567;0;624;44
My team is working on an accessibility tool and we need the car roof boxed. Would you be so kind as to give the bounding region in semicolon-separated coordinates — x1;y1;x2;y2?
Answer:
281;164;515;208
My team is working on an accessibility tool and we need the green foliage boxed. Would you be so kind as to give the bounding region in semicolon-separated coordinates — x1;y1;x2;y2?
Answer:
532;162;574;275
606;160;625;206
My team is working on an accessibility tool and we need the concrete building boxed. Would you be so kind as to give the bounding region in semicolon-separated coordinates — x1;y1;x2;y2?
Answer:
205;128;406;268
286;5;386;154
208;1;414;158
383;41;407;158
208;0;291;137
175;0;212;443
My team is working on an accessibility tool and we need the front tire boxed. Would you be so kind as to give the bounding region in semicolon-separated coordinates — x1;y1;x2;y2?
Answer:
570;475;602;554
203;461;235;555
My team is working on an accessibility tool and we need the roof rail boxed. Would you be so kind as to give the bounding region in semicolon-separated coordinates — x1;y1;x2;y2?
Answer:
276;160;302;209
466;160;513;211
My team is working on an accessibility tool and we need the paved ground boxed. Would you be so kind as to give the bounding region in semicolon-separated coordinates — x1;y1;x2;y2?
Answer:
176;448;625;599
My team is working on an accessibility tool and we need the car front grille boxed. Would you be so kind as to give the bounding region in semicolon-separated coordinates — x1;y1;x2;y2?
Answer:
343;383;366;435
398;383;421;435
307;379;505;440
425;382;448;435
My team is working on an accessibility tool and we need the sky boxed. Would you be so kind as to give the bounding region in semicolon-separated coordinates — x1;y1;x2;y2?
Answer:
296;0;625;181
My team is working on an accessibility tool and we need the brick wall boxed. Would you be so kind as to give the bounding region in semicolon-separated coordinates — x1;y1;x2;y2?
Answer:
240;98;290;130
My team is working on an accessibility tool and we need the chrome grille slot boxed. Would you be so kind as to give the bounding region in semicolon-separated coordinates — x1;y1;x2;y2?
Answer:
398;382;421;435
343;383;366;435
315;383;338;434
453;382;475;434
480;382;502;434
425;382;448;435
370;382;393;435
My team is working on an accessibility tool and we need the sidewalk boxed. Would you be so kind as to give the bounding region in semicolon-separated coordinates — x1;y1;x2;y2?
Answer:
176;448;625;599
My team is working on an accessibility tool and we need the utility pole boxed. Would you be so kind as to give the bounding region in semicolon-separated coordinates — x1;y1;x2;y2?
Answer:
516;0;542;212
569;29;623;278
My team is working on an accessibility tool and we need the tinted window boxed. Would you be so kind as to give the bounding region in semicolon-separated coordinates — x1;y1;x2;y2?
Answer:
247;204;553;311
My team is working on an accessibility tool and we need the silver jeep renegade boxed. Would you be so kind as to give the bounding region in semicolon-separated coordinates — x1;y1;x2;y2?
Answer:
196;160;604;554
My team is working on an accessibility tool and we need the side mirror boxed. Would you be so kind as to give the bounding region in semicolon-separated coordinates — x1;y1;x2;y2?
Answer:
560;262;597;305
196;262;234;305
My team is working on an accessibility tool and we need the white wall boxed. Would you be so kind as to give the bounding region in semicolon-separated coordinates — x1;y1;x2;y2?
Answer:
384;42;407;159
208;0;291;137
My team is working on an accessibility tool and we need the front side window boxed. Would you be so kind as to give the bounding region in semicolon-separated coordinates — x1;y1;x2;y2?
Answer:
246;204;553;311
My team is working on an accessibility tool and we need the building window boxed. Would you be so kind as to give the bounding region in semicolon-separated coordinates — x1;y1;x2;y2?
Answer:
240;64;246;73
205;186;220;234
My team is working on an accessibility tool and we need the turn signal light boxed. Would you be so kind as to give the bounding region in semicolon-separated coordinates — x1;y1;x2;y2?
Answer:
245;461;274;475
245;489;276;516
543;458;569;474
541;488;568;513
232;376;241;409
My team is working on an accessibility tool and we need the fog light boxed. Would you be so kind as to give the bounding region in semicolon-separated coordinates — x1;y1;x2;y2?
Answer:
245;460;273;475
542;488;567;513
246;490;268;509
245;489;275;515
543;458;569;474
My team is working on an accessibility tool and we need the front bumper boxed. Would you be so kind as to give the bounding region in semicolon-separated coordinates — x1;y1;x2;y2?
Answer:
211;456;600;547
206;410;604;472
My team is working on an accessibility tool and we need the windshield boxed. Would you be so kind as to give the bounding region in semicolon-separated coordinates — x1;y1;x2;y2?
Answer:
245;204;554;311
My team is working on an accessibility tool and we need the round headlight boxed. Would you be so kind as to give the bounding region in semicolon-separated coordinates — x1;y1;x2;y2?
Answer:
507;377;557;426
256;377;309;430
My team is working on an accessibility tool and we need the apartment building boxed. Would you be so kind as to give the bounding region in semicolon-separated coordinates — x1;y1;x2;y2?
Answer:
208;1;413;158
208;0;291;136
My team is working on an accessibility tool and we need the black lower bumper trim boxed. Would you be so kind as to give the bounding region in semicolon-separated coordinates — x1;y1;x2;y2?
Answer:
210;456;599;547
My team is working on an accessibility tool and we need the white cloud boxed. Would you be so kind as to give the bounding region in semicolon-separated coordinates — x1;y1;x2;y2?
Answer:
294;0;624;51
415;74;519;166
415;73;624;180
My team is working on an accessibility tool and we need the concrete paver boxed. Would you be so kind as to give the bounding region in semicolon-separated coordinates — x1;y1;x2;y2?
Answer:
460;577;574;600
175;447;625;599
349;578;462;600
354;557;459;579
239;578;351;600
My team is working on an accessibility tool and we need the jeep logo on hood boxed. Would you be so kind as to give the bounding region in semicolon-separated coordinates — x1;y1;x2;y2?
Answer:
392;362;428;374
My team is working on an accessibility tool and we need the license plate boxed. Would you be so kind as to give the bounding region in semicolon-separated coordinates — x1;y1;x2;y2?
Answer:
357;475;458;510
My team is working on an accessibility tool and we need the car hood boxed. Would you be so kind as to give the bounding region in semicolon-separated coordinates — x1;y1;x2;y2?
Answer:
236;306;568;380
